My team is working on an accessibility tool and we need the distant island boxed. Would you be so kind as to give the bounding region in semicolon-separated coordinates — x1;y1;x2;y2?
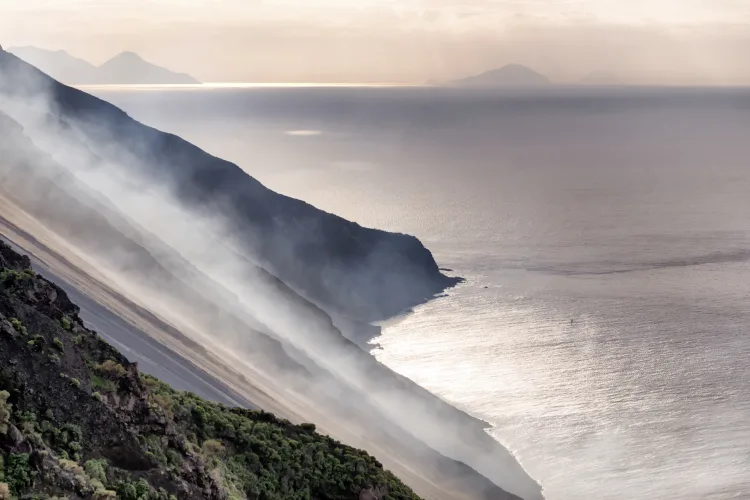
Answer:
450;64;552;88
7;46;200;85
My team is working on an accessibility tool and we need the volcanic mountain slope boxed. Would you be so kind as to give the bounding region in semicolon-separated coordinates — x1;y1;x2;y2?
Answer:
0;239;420;500
0;104;534;500
0;47;456;326
0;47;543;500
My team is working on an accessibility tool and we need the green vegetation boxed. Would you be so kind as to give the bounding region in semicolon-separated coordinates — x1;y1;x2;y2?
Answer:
0;241;421;500
84;459;107;484
91;374;115;393
92;490;117;499
95;360;126;377
4;453;34;495
60;316;72;331
0;269;21;287
51;337;64;351
27;334;45;352
9;318;27;336
136;376;420;500
0;391;10;435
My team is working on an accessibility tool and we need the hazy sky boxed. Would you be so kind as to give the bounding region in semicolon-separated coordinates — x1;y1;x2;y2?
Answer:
1;0;749;83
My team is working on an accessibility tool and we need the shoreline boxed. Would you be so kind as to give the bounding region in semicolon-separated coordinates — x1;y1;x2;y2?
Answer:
0;206;542;500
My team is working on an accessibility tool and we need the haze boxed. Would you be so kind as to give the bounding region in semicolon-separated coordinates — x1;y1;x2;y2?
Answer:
2;0;749;84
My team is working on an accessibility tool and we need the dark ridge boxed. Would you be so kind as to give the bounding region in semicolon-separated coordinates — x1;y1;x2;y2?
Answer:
0;49;460;326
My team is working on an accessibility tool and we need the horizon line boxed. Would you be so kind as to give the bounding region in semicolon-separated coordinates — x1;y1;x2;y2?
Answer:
74;82;750;91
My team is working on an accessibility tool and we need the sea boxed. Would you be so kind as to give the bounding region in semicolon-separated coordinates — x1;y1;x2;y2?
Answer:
88;85;750;500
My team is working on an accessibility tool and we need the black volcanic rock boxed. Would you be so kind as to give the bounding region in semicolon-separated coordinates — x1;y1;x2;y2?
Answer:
7;46;199;85
0;49;457;323
454;64;551;88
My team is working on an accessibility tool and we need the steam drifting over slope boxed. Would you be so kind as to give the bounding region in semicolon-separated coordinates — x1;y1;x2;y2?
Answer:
0;48;543;500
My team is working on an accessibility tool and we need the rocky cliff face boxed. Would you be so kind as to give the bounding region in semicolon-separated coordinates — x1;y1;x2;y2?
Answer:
0;240;419;500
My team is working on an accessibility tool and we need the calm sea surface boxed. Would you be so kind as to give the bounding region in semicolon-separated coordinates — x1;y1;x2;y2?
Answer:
92;86;750;499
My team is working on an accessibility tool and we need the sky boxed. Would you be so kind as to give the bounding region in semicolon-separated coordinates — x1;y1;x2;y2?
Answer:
1;0;749;84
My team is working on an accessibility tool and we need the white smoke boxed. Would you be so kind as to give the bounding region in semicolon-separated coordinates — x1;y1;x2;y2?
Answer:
0;57;544;500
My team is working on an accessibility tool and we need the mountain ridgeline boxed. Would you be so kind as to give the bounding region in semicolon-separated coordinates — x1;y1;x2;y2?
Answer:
7;47;199;85
0;47;543;500
0;48;456;325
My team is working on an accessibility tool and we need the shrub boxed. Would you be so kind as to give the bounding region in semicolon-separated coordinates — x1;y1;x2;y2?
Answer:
70;378;81;388
91;375;115;393
84;459;108;484
27;335;45;352
9;318;27;336
202;439;225;456
60;316;72;331
151;394;174;419
300;422;316;433
48;353;61;365
117;482;137;500
135;478;149;497
0;390;11;434
52;337;64;351
92;490;117;499
92;392;102;401
95;360;126;378
0;269;21;287
52;424;83;462
5;453;34;494
59;459;85;475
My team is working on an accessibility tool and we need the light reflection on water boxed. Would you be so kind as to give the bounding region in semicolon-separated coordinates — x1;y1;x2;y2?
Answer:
90;86;750;499
375;261;750;499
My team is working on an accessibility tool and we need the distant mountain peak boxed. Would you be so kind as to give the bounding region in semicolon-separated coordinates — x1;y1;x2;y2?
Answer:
108;50;144;62
453;64;552;88
98;51;148;69
7;45;200;85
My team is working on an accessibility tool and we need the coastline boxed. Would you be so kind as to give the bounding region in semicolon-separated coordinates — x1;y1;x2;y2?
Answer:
0;50;540;497
0;205;541;500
